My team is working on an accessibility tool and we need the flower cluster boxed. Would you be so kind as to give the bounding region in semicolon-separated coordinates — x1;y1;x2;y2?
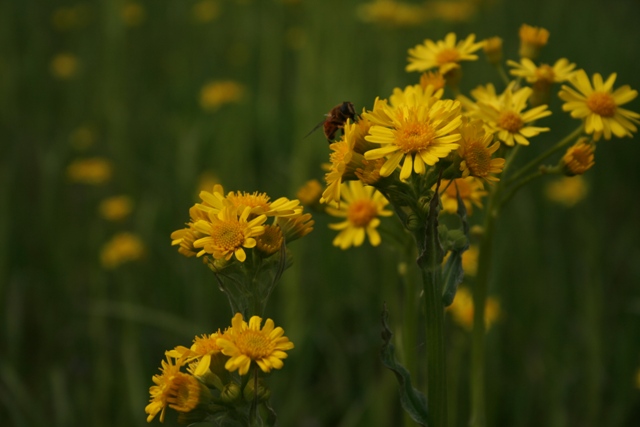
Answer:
171;184;313;265
146;313;293;424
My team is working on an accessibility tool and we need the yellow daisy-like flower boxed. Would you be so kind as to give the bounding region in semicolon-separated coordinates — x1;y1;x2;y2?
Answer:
420;71;446;92
167;332;225;377
255;225;284;256
558;69;640;140
275;213;315;243
439;177;487;215
406;32;484;75
356;0;428;27
364;99;462;180
145;356;212;423
508;58;576;87
518;24;549;59
545;176;588;207
476;85;551;146
326;181;393;250
447;287;500;331
216;313;294;376
483;36;503;65
296;179;323;207
193;206;266;262
100;232;145;269
197;185;301;219
561;139;595;176
457;118;505;182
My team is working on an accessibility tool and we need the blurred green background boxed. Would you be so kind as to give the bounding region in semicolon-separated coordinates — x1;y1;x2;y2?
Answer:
2;0;640;426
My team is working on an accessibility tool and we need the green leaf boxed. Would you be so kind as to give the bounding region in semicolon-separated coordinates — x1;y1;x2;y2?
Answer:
380;307;429;426
441;182;470;307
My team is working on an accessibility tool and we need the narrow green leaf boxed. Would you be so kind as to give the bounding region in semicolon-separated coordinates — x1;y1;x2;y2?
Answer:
380;307;429;426
441;181;470;307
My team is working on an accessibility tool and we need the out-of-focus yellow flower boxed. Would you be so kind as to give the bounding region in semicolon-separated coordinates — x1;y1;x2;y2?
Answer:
561;139;595;176
439;177;487;215
636;367;640;389
326;181;393;250
420;71;446;92
558;70;639;140
447;287;500;331
192;0;220;23
121;3;146;27
199;81;245;111
508;58;577;106
357;0;428;27
428;0;478;23
545;176;588;207
100;232;145;269
406;33;484;76
66;157;112;185
51;53;79;79
483;37;503;65
69;125;96;150
518;24;549;59
51;5;91;31
99;195;134;221
197;171;220;195
462;244;478;277
296;179;323;207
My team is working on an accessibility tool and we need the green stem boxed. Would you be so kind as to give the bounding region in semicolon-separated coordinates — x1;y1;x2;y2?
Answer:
507;125;583;185
420;262;447;427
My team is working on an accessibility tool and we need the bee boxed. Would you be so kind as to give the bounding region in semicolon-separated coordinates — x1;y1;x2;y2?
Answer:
306;101;357;142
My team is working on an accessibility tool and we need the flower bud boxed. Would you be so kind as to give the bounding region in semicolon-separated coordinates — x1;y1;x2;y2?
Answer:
243;379;271;402
220;382;242;404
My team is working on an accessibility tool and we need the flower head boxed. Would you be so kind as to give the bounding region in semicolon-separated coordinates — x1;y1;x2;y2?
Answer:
255;225;284;256
545;176;588;207
216;313;294;375
99;195;133;221
476;85;551;146
326;181;393;250
193;206;266;262
457;118;505;182
420;71;446;92
199;81;245;111
483;37;503;65
508;58;577;106
197;184;301;219
364;94;462;181
561;139;595;176
51;53;79;79
357;0;428;27
66;157;112;184
518;24;549;59
406;33;484;76
100;232;144;269
558;70;640;140
447;287;500;331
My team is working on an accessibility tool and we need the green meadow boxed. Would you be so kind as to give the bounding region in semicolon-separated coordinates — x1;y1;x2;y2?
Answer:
2;0;640;426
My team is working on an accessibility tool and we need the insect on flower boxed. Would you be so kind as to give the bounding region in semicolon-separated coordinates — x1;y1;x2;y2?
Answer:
306;101;357;142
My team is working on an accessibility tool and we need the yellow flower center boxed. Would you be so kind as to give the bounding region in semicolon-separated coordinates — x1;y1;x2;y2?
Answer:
347;200;378;228
236;330;273;359
586;92;617;117
396;119;436;153
497;111;523;133
464;143;492;177
436;48;460;65
534;64;555;84
256;225;283;255
210;221;245;250
168;374;201;412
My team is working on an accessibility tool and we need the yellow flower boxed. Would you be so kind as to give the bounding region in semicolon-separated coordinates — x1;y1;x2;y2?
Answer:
145;356;211;423
326;181;392;250
406;32;484;76
462;245;478;277
275;213;314;243
216;313;294;376
193;206;267;262
296;179;323;207
167;332;225;377
439;177;487;215
476;85;551;146
483;37;503;65
66;158;112;185
558;70;640;140
457;118;505;182
198;185;302;219
518;24;549;59
364;96;462;181
99;195;134;221
321;117;375;204
170;227;202;258
545;176;588;207
199;80;245;111
420;71;446;92
561;139;595;176
192;0;220;23
255;225;284;256
508;58;576;87
427;1;478;23
121;3;146;27
447;287;500;331
100;232;144;269
356;0;428;27
51;53;79;79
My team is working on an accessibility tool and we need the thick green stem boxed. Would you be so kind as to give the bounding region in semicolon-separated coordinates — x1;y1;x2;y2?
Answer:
420;262;447;427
